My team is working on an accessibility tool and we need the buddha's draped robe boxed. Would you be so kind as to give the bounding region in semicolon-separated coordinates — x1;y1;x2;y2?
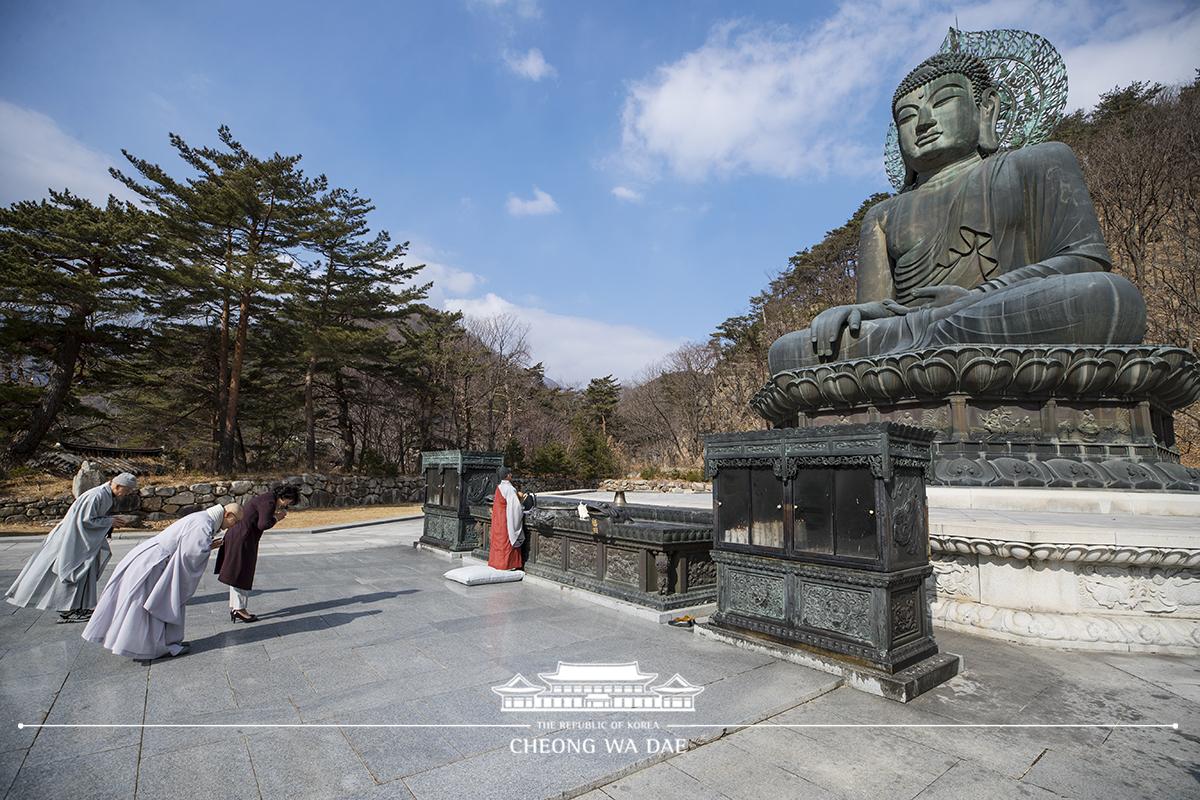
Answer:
6;483;114;612
768;143;1146;372
488;480;524;570
82;506;222;660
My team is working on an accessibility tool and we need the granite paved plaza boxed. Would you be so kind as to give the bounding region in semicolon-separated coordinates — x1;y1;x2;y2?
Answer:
1;519;1197;800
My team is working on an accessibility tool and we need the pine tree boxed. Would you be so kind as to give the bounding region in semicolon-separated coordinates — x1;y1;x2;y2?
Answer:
285;187;430;470
0;191;156;468
113;126;325;473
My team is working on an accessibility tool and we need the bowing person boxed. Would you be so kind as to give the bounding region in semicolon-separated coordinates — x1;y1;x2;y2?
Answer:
6;472;138;623
214;484;299;622
82;503;242;660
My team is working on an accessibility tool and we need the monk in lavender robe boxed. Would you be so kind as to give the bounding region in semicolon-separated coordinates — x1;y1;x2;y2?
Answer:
82;503;242;660
6;472;138;622
488;468;524;571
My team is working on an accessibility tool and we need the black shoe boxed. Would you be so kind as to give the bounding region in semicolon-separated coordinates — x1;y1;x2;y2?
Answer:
230;609;259;623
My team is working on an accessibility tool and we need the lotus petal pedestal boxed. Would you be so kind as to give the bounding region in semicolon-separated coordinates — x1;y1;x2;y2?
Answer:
752;345;1200;491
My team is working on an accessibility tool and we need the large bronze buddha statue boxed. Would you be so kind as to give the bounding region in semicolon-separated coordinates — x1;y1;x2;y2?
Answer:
768;51;1145;372
754;30;1199;491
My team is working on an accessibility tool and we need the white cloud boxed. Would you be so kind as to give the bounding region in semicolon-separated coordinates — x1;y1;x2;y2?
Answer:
0;99;137;205
444;292;681;385
611;185;643;202
616;1;1200;182
1060;7;1200;110
506;186;560;216
504;48;557;81
402;241;487;307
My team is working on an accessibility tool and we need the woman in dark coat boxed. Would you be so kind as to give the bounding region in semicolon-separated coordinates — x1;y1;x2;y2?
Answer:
214;485;299;622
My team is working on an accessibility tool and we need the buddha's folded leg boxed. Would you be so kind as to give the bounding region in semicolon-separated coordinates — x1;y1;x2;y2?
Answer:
922;272;1146;347
768;312;929;372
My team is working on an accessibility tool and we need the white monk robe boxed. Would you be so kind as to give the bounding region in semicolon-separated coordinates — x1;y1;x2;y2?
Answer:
6;482;114;611
82;505;222;659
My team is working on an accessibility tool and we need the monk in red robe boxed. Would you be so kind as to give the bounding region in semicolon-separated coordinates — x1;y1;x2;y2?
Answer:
488;468;524;570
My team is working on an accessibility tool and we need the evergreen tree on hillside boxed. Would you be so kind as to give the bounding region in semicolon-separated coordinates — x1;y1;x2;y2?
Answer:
113;126;325;473
285;187;430;470
0;191;156;468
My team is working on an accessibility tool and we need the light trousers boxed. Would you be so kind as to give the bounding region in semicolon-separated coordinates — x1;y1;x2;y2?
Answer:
229;585;250;610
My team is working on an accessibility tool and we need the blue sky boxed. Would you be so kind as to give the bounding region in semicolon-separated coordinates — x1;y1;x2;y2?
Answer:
2;0;1198;385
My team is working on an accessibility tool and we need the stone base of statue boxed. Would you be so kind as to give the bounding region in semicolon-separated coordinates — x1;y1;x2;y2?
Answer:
703;423;960;702
928;487;1200;653
752;345;1200;492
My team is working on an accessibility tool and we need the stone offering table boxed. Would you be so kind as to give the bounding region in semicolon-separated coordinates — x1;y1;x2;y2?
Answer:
472;495;716;612
699;423;960;702
418;450;502;553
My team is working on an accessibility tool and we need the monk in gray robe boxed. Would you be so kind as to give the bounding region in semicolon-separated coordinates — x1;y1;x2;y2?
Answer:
82;503;242;660
5;472;138;622
768;52;1146;372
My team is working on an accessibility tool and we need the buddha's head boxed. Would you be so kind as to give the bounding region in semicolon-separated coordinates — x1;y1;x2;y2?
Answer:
892;52;1000;186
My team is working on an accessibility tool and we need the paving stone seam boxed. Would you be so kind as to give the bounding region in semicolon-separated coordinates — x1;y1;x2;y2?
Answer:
1101;659;1200;705
568;675;843;799
241;733;266;800
905;759;965;800
132;661;151;799
4;664;71;799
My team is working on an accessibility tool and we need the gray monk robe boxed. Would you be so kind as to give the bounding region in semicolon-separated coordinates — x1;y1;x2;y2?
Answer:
768;143;1147;372
5;483;114;612
82;506;222;660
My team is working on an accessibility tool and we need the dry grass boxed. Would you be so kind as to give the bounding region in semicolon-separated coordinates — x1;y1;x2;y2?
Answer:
0;474;74;502
273;504;422;530
1;503;423;536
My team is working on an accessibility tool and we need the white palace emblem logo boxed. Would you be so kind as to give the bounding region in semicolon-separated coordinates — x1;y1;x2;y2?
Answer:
491;662;703;712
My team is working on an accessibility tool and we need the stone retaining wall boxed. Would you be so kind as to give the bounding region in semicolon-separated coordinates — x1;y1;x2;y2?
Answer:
2;474;425;524
598;478;711;494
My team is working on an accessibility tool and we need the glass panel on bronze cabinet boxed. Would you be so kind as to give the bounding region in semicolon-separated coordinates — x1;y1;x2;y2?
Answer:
750;468;784;549
792;469;832;553
834;469;877;559
442;468;460;509
424;467;441;506
717;468;750;545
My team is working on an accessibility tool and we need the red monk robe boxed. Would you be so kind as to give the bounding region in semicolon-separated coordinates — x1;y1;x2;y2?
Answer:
488;478;524;570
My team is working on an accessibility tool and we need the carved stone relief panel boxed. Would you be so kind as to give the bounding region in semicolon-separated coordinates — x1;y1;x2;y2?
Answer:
568;540;599;575
891;590;919;639
890;472;925;557
539;535;563;565
930;556;978;601
606;548;640;586
1056;406;1133;443
423;513;455;541
727;570;786;620
969;405;1040;439
800;583;873;642
687;556;717;587
1077;566;1200;614
894;406;951;433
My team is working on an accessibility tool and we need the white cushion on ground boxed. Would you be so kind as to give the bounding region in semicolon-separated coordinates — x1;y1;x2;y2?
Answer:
443;565;524;586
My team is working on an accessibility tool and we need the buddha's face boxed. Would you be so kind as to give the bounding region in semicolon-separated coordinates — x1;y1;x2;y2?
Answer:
894;72;981;174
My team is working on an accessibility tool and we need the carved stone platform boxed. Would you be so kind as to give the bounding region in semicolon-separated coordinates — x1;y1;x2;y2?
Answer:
752;345;1200;491
927;490;1200;653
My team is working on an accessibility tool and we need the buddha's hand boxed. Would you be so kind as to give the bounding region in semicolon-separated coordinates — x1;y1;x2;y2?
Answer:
809;301;894;357
882;285;973;315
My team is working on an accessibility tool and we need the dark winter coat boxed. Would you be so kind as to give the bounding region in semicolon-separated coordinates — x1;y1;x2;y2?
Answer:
214;492;280;591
